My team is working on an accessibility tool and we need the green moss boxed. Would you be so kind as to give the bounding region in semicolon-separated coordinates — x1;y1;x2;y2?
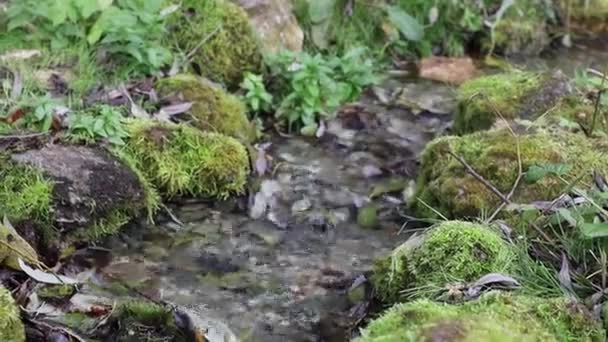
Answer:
413;128;608;220
0;156;52;223
410;221;515;286
166;0;262;88
121;119;250;199
37;284;75;300
454;71;541;134
357;204;379;229
156;74;255;143
357;292;605;342
491;3;548;55
0;286;25;342
371;242;413;304
113;301;185;342
371;221;515;303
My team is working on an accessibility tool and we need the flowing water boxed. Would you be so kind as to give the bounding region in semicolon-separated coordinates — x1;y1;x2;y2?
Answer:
91;42;607;342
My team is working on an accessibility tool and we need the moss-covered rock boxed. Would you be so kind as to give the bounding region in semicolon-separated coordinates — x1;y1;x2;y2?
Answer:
413;128;608;219
453;71;572;135
109;301;185;342
491;2;549;55
166;0;262;88
559;0;608;33
121;119;250;199
156;74;255;143
357;292;605;342
0;286;25;342
371;221;515;303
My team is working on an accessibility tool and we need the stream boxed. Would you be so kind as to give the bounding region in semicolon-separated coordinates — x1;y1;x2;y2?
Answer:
85;41;607;342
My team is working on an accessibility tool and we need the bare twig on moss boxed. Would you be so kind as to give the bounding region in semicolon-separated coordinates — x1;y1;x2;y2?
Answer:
590;69;607;136
183;25;222;67
448;151;511;205
160;203;184;227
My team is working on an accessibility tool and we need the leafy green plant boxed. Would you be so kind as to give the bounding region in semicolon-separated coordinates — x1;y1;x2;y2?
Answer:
266;48;376;134
18;95;59;132
240;72;273;115
6;0;172;73
68;105;128;145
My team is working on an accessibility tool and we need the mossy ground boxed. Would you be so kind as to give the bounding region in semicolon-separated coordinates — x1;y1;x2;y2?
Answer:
156;74;255;143
110;301;186;342
371;221;515;303
357;292;605;342
166;0;262;88
453;71;541;134
412;128;608;220
120;119;250;199
0;286;25;342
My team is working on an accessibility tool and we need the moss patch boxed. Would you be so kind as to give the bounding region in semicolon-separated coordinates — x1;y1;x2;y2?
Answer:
453;71;542;134
0;155;52;223
357;292;605;342
110;301;185;342
166;0;262;88
491;3;549;55
0;286;25;342
412;128;608;220
371;221;515;303
121;119;250;199
156;74;255;143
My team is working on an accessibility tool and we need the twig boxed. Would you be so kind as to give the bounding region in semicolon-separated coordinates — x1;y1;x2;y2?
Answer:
0;132;48;140
590;70;607;136
449;151;511;204
182;25;222;68
25;316;86;342
160;203;184;227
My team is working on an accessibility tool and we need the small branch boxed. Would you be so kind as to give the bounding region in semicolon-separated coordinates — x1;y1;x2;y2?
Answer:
0;132;48;140
449;151;510;205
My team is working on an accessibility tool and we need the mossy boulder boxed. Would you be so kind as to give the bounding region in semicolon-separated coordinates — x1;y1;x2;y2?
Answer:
357;292;605;342
121;119;250;199
491;2;550;55
371;221;515;303
453;71;572;135
413;128;608;219
156;74;256;143
166;0;262;88
559;0;608;33
0;144;157;253
0;286;25;342
109;301;186;342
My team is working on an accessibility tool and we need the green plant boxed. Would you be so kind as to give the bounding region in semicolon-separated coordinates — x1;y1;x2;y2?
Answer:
20;95;58;132
6;0;172;73
68;105;128;145
267;48;376;135
240;72;273;115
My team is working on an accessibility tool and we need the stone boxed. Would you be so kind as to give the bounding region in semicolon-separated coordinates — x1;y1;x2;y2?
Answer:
231;0;304;53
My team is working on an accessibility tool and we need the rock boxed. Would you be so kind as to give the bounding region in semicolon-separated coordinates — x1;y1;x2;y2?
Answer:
9;145;150;238
121;119;250;199
291;197;312;213
231;0;304;53
413;128;608;219
371;221;514;303
166;0;262;88
357;292;605;341
0;286;25;342
156;74;256;143
453;70;573;135
491;2;550;55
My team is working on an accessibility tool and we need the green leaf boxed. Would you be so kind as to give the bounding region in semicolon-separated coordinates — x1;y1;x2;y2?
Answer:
581;222;608;239
524;163;571;184
385;5;424;42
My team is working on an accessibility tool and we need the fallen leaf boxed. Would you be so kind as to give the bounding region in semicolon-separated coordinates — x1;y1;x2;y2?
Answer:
418;56;477;85
18;258;79;285
156;102;193;121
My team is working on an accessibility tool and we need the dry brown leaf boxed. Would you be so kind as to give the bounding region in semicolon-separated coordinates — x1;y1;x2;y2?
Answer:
418;56;477;85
